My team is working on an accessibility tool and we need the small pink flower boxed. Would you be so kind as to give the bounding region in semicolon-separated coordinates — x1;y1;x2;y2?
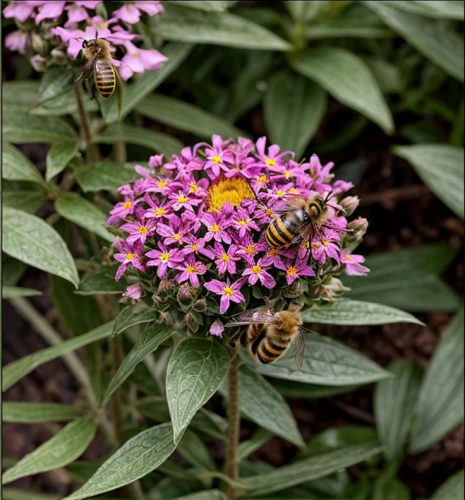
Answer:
123;283;143;300
255;136;294;168
114;240;145;281
146;243;183;279
242;259;276;288
119;40;167;80
120;219;156;245
113;1;164;24
214;243;240;275
341;252;370;276
275;259;315;285
176;255;207;288
204;279;245;314
5;31;29;54
201;212;231;244
3;1;39;23
35;2;66;24
209;319;225;338
232;207;260;238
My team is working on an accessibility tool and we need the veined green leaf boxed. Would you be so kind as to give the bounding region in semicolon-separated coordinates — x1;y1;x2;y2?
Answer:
273;379;359;399
76;273;126;295
367;2;464;82
3;402;82;423
392;144;464;219
3;206;79;287
101;323;173;407
55;193;114;242
386;1;464;20
3;286;42;298
431;470;465;500
64;423;176;500
410;309;464;454
112;306;159;336
46;140;79;182
375;361;423;462
3;321;114;391
301;299;424;325
264;72;326;160
75;161;139;193
305;20;392;39
363;57;403;94
239;443;382;497
136;94;248;140
292;47;394;134
3;191;47;214
3;142;45;186
37;66;74;105
167;339;229;443
3;80;40;107
246;334;391;386
3;417;97;484
150;3;291;51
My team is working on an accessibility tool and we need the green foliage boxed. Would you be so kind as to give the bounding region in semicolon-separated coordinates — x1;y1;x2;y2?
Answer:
3;402;82;423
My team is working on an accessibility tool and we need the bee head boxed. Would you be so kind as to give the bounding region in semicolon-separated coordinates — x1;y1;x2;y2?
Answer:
81;39;88;49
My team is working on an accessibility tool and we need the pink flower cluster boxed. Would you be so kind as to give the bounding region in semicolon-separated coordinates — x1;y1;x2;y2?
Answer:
3;1;166;79
108;136;369;334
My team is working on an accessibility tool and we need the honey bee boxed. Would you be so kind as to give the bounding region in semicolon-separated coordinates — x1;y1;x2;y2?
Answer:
74;36;118;100
265;195;330;249
226;299;315;368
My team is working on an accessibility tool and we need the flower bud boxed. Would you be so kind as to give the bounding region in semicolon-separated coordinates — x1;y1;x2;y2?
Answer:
177;283;197;305
31;31;48;55
30;54;46;72
340;196;360;216
283;278;302;299
123;284;142;300
193;298;207;312
50;47;67;65
344;217;369;252
152;294;167;305
209;319;224;338
185;312;199;333
158;279;174;296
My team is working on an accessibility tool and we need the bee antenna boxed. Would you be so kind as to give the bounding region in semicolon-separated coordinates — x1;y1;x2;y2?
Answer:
95;29;98;40
324;191;332;203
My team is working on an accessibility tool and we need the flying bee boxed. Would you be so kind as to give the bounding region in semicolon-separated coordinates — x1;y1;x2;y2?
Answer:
225;299;316;368
74;36;118;100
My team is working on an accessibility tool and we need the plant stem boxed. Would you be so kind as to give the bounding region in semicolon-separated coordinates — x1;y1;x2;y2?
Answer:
225;354;241;500
74;84;100;163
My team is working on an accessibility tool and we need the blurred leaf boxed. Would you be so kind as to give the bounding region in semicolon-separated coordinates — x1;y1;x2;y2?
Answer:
292;47;394;134
3;489;60;500
239;443;382;496
37;66;74;106
113;306;159;336
410;308;464;454
3;207;79;287
451;100;464;147
31;88;98;116
3;321;114;391
46;140;79;182
386;1;465;20
75;160;138;193
55;193;114;242
393;144;464;219
3;402;82;423
3;417;97;484
102;42;193;123
431;470;465;500
363;57;403;94
136;94;248;140
273;379;359;399
94;124;182;157
368;2;464;82
178;428;216;470
236;365;305;447
264;72;326;160
64;424;175;500
150;3;291;51
238;428;273;461
3;191;47;214
3;286;42;298
305;20;392;39
286;1;325;23
171;1;232;12
2;257;27;286
343;477;371;500
344;245;460;312
304;426;378;457
101;323;173;407
172;492;226;500
301;299;424;325
372;471;411;500
167;339;229;443
375;361;423;462
3;142;45;186
3;80;40;107
76;273;125;295
400;121;444;144
247;334;391;386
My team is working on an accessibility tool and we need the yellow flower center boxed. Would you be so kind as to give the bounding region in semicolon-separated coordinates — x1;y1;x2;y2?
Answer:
210;225;220;232
131;51;138;57
157;180;168;188
284;170;292;179
207;177;255;213
303;241;310;249
177;193;188;203
126;253;135;261
238;220;248;226
221;254;230;262
189;183;199;192
212;155;222;164
265;158;277;166
245;244;255;255
257;174;268;183
289;187;299;194
287;266;297;276
276;189;286;197
252;265;262;274
96;21;108;29
173;233;181;241
267;248;278;256
138;226;148;234
123;201;132;209
187;265;196;273
323;240;329;247
191;244;198;251
224;286;234;297
265;208;273;216
160;253;170;262
155;207;165;216
345;254;352;261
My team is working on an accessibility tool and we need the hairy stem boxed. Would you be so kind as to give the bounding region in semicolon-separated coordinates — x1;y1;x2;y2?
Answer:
74;84;100;163
225;355;241;500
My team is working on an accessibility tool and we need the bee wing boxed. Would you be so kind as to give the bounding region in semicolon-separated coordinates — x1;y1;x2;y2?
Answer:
294;329;306;369
74;49;101;84
225;309;278;327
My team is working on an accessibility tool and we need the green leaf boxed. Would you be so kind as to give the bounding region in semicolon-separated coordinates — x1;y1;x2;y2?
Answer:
3;80;40;108
2;257;27;286
238;428;273;462
344;245;460;312
301;299;424;325
76;273;126;295
172;492;226;500
3;321;114;391
375;361;423;462
75;160;139;193
94;124;182;157
3;286;42;298
264;72;326;160
292;47;394;134
64;423;176;500
3;206;79;287
431;470;465;500
239;443;382;497
101;323;173;407
46;140;79;182
102;42;193;123
173;1;232;12
3;191;47;213
3;402;82;423
166;339;229;443
385;1;464;20
112;306;159;336
392;144;464;219
246;334;391;386
150;3;291;51
286;1;324;23
55;193;114;242
367;2;464;82
2;417;97;484
178;428;216;470
273;379;359;399
363;57;403;94
3;489;60;500
236;365;304;447
410;308;464;454
31;88;98;116
37;66;74;106
136;94;248;140
304;20;392;39
372;471;411;500
3;142;45;186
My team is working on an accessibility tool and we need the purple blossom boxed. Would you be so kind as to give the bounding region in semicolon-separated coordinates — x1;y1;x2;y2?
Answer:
275;259;315;285
119;41;168;80
5;31;29;54
341;252;370;276
201;212;232;244
114;239;145;281
204;279;245;314
232;207;260;238
176;255;207;288
214;243;240;275
146;244;184;279
113;1;163;25
120;219;156;245
242;259;276;289
209;319;225;338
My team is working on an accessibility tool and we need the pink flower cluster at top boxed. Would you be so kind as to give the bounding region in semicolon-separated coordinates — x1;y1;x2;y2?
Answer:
108;136;369;327
3;1;166;79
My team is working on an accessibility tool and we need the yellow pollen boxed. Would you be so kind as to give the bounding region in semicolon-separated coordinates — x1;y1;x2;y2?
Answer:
245;244;255;254
189;183;198;192
252;265;262;274
207;177;255;213
126;253;135;261
178;193;188;203
155;208;165;216
284;170;292;179
221;254;230;262
265;158;277;166
157;180;168;188
267;248;278;256
210;224;220;232
173;233;181;240
257;174;268;183
212;155;222;164
96;21;108;29
187;265;196;273
323;240;329;247
276;189;286;197
287;266;297;276
138;226;148;234
160;253;170;262
303;241;310;249
131;51;138;57
265;208;273;216
345;255;352;261
123;201;132;209
224;286;234;297
191;244;198;251
289;187;299;194
238;220;247;226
